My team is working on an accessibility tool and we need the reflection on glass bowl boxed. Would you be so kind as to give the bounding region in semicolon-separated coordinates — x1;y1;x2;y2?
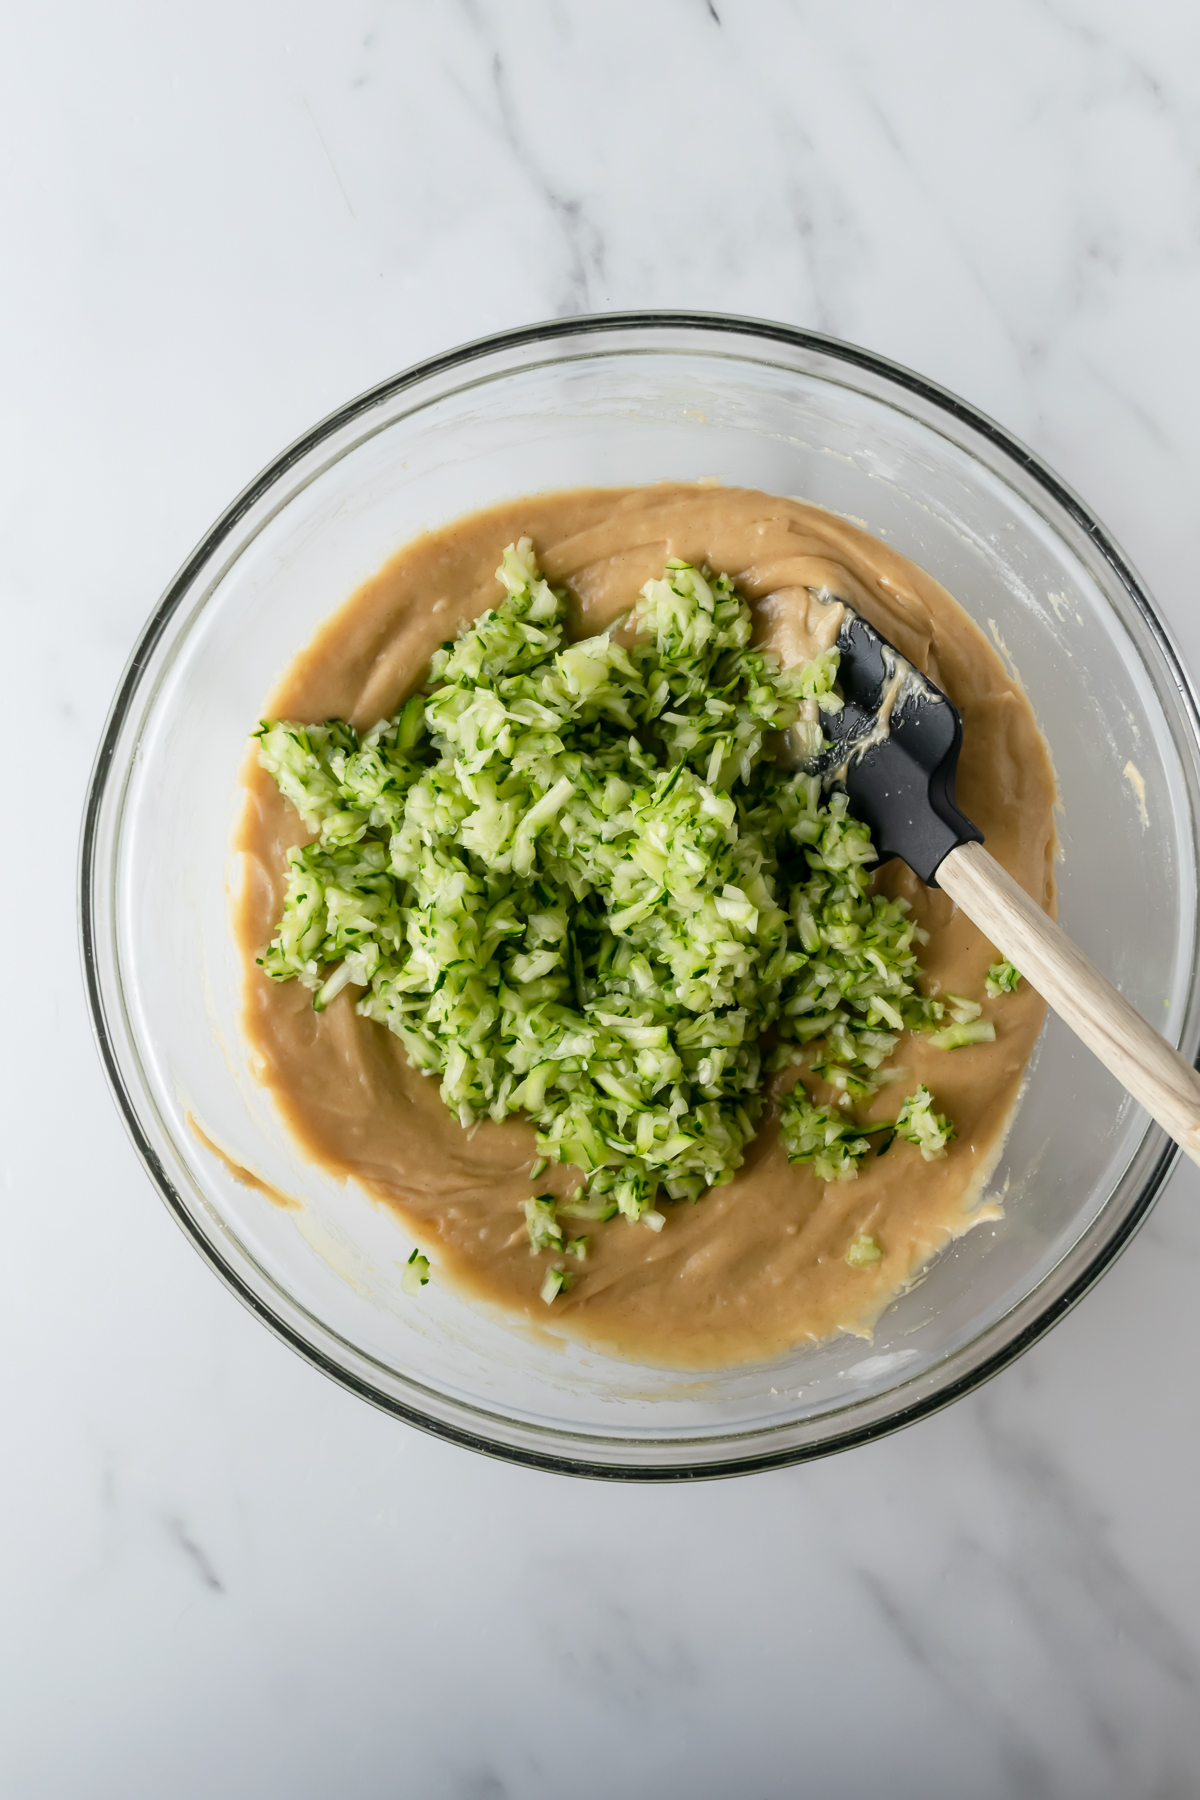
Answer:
80;314;1200;1479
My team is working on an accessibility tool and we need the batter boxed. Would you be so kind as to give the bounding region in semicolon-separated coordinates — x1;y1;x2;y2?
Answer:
231;484;1056;1369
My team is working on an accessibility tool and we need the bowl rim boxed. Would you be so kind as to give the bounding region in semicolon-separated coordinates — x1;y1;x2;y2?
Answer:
79;308;1196;1481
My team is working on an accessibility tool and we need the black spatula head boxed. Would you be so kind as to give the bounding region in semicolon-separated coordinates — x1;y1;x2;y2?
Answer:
808;612;983;886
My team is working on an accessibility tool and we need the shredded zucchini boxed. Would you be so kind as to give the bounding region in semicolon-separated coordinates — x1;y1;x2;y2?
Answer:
894;1083;955;1160
926;1018;996;1051
778;1089;878;1182
541;1266;571;1305
986;959;1023;997
845;1233;884;1268
779;1077;954;1179
401;1248;430;1294
256;539;959;1224
523;1193;562;1254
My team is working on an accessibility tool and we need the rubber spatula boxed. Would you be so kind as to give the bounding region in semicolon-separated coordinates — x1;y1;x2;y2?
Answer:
815;609;1200;1170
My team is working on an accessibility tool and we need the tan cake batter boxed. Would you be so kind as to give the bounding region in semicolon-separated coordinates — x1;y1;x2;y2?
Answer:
232;484;1057;1369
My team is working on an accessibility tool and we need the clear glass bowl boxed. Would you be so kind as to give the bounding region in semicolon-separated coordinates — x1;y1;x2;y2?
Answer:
80;313;1200;1479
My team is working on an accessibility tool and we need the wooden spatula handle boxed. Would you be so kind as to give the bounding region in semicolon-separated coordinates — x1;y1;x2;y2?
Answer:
937;841;1200;1171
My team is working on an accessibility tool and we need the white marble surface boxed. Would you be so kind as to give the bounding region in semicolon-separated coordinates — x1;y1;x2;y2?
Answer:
5;3;1200;1794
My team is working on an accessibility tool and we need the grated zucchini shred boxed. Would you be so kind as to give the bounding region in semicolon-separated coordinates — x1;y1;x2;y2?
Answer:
541;1266;571;1305
894;1083;956;1161
986;958;1023;997
401;1248;430;1294
845;1233;884;1268
255;539;960;1225
926;1018;996;1051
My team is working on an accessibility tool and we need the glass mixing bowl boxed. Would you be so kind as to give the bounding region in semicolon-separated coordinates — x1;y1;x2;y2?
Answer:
80;313;1200;1479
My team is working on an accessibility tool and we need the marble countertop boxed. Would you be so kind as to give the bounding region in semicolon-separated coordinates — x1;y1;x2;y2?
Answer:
5;3;1200;1794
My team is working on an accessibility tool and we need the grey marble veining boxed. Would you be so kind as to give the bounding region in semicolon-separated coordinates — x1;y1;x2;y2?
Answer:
4;2;1200;1795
